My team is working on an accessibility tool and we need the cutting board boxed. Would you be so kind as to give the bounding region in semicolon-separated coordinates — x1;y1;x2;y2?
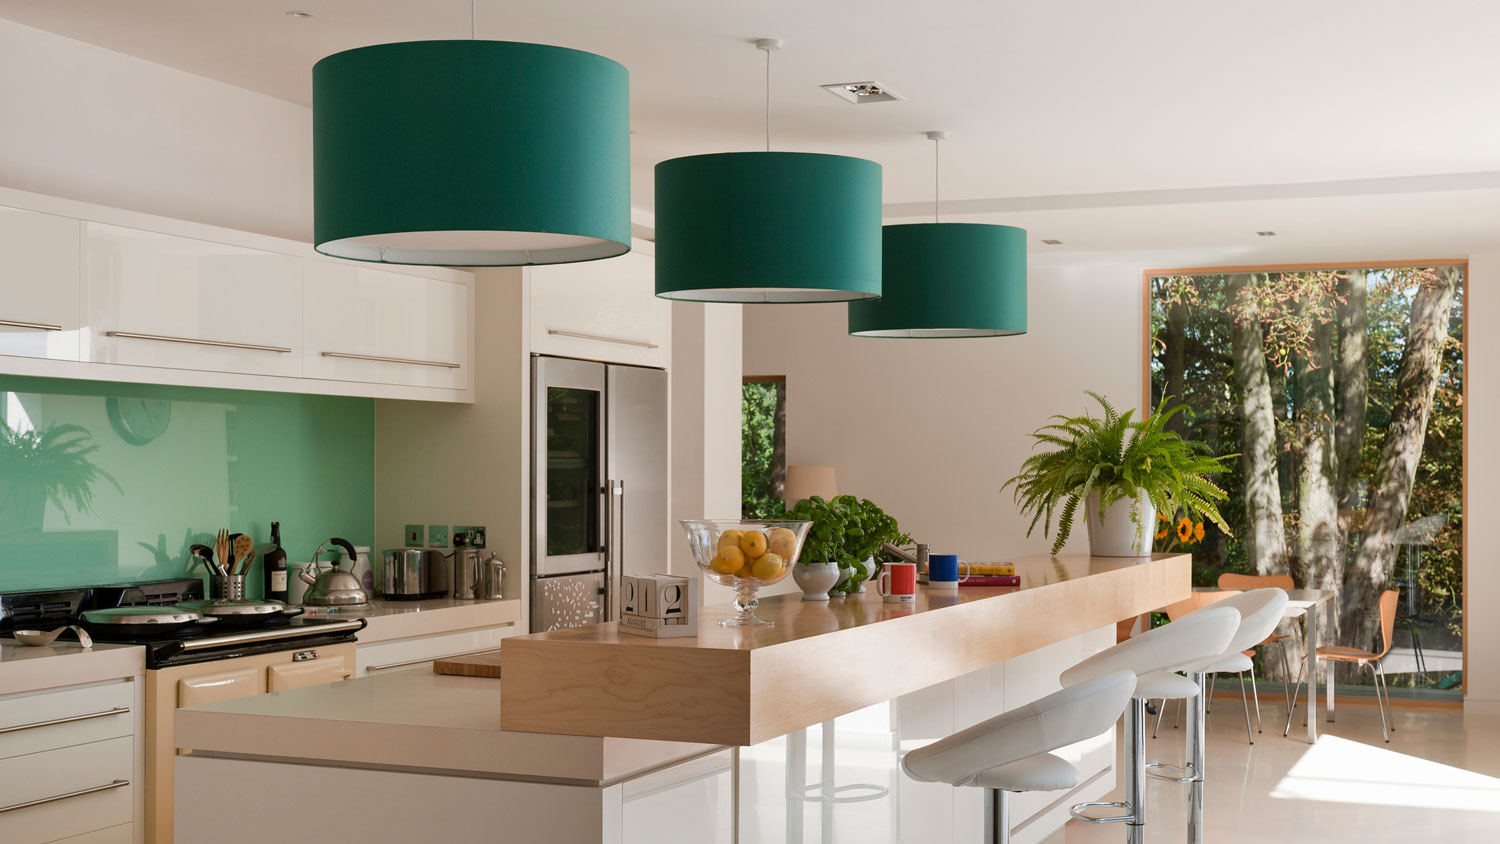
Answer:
433;649;503;679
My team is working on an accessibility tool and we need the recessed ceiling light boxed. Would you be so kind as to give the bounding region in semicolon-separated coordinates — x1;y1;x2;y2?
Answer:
1257;231;1277;236
1040;239;1063;245
821;81;903;104
286;10;313;19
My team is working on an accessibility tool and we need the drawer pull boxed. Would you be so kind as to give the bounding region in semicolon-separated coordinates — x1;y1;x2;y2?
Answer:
0;318;63;331
0;779;129;814
321;351;461;369
366;646;501;673
547;329;659;349
0;706;130;735
105;330;292;354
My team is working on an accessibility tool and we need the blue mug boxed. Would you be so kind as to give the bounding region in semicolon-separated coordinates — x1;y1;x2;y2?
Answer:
928;554;969;589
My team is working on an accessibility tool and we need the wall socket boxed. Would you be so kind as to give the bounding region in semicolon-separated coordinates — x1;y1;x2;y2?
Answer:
454;526;486;548
427;524;450;548
404;524;425;546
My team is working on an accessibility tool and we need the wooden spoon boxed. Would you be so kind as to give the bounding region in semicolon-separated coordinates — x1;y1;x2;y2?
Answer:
232;534;254;576
236;549;257;578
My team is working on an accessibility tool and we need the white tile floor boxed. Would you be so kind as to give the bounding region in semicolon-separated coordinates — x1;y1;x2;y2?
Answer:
1052;695;1500;843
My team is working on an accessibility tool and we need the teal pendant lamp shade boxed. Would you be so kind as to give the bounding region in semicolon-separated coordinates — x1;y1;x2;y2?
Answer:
848;223;1028;337
313;40;630;267
655;152;883;302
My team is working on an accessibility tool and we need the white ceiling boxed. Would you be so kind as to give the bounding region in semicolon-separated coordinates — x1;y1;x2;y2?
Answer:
5;0;1500;262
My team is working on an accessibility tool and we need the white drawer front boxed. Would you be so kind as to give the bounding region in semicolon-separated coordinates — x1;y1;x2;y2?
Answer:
356;626;515;676
0;736;133;844
0;682;133;760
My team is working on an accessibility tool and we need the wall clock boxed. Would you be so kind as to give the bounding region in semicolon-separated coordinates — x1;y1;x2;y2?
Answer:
106;397;171;446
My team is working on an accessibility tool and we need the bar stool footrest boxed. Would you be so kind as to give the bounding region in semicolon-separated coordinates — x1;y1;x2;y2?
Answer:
1145;761;1196;783
1068;800;1136;824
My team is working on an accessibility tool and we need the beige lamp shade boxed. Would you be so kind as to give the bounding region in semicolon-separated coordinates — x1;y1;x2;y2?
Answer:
784;465;838;508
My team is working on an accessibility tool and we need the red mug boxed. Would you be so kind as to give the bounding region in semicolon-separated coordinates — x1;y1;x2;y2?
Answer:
878;562;918;603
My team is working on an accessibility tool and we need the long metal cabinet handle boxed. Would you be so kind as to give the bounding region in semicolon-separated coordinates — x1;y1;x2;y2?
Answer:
320;351;461;369
0;706;131;735
547;329;659;349
105;330;291;353
0;318;63;331
0;779;130;814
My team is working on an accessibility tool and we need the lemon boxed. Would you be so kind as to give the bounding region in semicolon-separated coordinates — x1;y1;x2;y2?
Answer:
750;552;784;581
768;528;798;559
718;529;745;550
740;530;768;558
709;554;739;575
719;545;746;570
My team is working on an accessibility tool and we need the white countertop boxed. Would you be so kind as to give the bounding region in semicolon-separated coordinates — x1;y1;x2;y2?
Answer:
0;639;144;695
175;667;720;784
300;596;521;643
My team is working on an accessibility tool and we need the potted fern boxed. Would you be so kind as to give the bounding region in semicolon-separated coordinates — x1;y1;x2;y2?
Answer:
1003;392;1232;557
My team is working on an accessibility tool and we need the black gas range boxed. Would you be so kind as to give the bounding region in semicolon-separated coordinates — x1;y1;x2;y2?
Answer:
0;579;365;669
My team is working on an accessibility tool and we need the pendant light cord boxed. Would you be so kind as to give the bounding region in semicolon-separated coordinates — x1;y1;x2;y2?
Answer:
764;46;772;152
471;0;476;38
934;136;941;223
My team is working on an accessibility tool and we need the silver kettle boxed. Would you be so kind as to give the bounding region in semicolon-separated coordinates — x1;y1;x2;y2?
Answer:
299;538;372;607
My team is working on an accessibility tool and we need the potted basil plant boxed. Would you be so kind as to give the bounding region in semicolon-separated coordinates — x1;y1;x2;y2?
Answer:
785;495;910;598
1003;392;1232;556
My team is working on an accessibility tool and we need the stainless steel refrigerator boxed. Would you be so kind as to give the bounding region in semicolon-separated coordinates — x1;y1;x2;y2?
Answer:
530;355;668;632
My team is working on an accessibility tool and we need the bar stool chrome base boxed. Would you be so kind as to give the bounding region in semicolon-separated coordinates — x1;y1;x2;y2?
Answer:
1068;697;1147;844
1144;761;1196;783
1069;800;1136;824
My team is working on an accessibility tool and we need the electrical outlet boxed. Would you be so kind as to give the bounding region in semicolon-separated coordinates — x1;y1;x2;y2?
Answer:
427;524;449;548
405;524;425;546
455;525;486;548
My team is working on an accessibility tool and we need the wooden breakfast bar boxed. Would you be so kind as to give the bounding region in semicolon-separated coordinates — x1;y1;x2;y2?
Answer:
173;554;1190;844
501;553;1191;745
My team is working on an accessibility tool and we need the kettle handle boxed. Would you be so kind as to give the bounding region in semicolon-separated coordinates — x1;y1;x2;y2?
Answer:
329;538;357;568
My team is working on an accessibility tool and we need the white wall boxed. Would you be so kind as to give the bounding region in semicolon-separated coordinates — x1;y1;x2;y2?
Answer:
1464;254;1497;710
742;264;1144;562
374;270;530;626
0;18;312;240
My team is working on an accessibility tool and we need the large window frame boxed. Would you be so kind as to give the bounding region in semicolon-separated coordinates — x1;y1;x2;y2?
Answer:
1141;260;1468;698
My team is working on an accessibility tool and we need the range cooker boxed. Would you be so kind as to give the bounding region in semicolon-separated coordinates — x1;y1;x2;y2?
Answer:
0;579;364;844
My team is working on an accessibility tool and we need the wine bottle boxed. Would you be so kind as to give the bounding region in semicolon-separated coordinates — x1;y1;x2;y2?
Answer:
264;521;289;602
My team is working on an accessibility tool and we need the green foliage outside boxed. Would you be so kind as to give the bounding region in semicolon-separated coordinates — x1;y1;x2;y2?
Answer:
1151;267;1464;691
1004;392;1233;554
741;381;783;519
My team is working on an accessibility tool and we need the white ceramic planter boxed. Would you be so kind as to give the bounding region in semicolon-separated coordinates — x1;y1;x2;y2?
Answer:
1084;490;1156;557
794;562;841;600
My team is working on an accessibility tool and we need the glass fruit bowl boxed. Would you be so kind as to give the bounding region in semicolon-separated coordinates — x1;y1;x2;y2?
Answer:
680;519;812;626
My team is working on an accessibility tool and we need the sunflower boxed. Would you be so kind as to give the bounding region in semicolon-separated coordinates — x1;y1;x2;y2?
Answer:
1194;522;1205;542
1158;512;1169;523
1176;517;1193;543
1155;529;1169;541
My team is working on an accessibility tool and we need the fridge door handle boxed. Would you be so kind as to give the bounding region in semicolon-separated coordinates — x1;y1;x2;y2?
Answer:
606;479;624;621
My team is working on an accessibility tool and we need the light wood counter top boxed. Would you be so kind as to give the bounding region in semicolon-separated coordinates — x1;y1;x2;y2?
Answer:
501;553;1190;745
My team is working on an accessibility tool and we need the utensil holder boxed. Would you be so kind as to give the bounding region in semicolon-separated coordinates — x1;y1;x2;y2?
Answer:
211;574;247;601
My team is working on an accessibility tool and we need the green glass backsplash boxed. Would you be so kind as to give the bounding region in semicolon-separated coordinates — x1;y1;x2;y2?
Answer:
0;375;374;596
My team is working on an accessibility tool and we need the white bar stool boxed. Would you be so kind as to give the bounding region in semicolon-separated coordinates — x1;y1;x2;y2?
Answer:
1150;588;1289;844
901;670;1138;844
1059;605;1241;844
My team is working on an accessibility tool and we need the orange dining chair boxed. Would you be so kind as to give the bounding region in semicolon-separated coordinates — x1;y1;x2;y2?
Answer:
1217;573;1298;712
1285;589;1400;742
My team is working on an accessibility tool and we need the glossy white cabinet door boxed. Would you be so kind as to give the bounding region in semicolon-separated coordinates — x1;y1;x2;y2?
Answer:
83;222;303;377
530;249;669;368
0;205;81;362
302;262;469;390
621;749;733;844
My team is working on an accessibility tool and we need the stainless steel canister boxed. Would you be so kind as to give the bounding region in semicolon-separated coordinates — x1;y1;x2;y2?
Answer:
451;547;483;600
481;553;505;600
379;548;448;599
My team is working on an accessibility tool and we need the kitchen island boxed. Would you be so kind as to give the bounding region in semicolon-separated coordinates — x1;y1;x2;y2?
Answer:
174;553;1188;844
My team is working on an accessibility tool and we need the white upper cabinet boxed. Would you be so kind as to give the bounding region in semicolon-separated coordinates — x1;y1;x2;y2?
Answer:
302;262;470;391
0;206;81;362
530;247;668;368
83;222;304;377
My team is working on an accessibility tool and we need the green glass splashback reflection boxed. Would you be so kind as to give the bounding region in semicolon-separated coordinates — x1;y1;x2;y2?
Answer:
0;375;373;596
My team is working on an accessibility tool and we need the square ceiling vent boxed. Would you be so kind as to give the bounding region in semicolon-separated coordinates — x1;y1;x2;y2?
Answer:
821;81;903;104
